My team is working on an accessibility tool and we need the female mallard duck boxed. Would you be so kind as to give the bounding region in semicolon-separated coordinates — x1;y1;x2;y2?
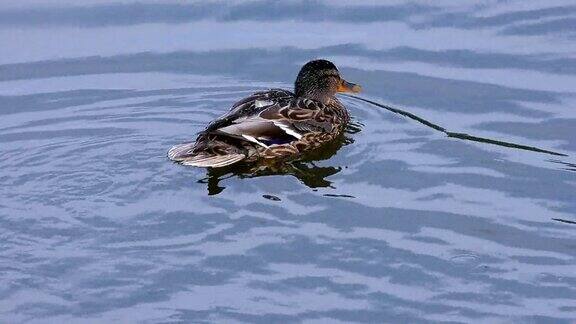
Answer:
168;59;361;168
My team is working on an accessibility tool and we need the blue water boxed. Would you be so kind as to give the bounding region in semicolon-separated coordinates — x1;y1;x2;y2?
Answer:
1;1;576;323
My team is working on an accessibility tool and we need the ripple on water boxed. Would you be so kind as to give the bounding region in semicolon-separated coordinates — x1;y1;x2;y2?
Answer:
1;2;576;323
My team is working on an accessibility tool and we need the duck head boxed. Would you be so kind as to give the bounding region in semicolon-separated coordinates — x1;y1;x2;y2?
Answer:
294;59;361;104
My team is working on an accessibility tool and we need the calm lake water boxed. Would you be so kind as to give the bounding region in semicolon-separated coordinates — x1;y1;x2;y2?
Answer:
1;1;576;323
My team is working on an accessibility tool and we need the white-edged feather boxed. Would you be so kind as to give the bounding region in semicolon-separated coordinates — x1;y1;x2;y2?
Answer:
241;134;269;148
274;121;303;139
255;100;274;108
168;142;195;161
180;154;245;168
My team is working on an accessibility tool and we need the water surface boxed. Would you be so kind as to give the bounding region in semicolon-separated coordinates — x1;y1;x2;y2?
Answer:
1;1;576;323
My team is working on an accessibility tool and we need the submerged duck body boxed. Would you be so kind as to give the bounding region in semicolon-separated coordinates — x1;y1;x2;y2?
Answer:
168;60;361;168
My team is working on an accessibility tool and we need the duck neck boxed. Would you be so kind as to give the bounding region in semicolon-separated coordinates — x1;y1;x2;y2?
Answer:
296;88;336;105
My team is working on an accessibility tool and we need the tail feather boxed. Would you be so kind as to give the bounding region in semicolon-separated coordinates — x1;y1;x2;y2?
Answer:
181;153;245;168
168;142;246;168
167;142;195;161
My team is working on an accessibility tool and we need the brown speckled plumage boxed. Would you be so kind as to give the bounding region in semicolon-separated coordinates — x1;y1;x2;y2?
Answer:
168;60;360;168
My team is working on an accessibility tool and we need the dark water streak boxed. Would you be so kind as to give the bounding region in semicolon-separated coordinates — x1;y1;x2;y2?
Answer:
344;94;569;157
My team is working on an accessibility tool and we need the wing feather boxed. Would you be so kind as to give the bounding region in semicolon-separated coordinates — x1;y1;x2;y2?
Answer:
202;90;324;148
168;90;331;168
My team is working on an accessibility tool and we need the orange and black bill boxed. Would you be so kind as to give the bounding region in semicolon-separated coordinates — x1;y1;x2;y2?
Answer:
337;79;362;93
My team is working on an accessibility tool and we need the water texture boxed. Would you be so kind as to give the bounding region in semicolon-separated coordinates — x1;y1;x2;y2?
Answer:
1;1;576;323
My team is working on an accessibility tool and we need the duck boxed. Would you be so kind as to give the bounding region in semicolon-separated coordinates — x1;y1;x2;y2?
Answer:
168;59;361;168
